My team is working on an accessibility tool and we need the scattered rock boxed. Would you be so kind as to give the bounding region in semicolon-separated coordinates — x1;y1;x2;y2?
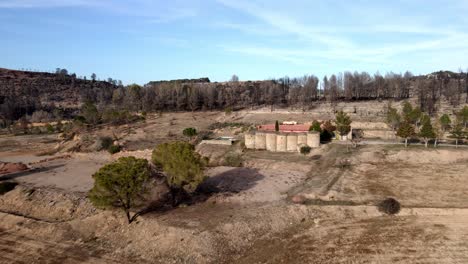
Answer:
291;195;306;204
0;162;29;175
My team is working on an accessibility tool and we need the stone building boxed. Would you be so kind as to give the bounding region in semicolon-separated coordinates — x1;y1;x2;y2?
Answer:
245;124;319;152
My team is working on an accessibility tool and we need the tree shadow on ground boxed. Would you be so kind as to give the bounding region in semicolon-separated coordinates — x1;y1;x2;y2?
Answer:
140;167;265;217
197;167;265;195
0;164;65;181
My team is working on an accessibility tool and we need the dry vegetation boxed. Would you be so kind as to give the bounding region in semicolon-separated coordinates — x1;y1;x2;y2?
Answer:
1;110;468;263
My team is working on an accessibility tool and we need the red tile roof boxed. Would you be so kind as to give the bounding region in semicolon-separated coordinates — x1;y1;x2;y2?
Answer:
257;124;310;133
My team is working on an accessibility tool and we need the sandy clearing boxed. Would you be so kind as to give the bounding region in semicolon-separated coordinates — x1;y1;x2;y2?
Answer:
1;153;111;192
204;166;307;203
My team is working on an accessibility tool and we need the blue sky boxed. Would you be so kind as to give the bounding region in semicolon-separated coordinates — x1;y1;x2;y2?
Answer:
1;0;467;84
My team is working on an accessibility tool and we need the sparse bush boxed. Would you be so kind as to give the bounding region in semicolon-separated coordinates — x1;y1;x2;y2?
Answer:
100;136;114;150
81;101;100;125
30;110;53;123
108;144;121;154
193;130;213;145
183;127;197;137
74;115;86;124
320;120;336;142
300;145;312;155
81;134;93;144
56;120;63;132
198;130;213;140
378;198;401;215
224;107;233;115
101;109;142;125
0;182;18;195
224;153;243;167
88;157;151;223
45;123;55;133
30;126;42;134
208;122;251;130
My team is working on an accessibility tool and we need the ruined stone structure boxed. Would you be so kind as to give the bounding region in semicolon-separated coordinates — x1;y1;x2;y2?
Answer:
245;131;320;152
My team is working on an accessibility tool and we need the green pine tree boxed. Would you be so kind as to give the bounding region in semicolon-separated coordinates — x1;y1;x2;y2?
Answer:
397;121;415;147
450;120;465;148
409;107;422;127
335;111;352;140
89;157;151;224
439;114;451;132
152;142;206;206
309;120;321;132
419;115;435;148
402;101;413;120
386;106;401;131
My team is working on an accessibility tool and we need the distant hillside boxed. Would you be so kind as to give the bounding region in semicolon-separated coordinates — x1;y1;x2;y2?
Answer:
0;68;118;120
0;67;466;124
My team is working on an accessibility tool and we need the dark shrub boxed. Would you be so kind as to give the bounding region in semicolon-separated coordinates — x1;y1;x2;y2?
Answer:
320;130;334;142
224;153;243;167
45;123;55;133
207;122;251;130
300;146;312;155
100;136;114;150
183;127;197;137
108;144;121;154
74;115;86;123
0;182;18;195
378;198;401;215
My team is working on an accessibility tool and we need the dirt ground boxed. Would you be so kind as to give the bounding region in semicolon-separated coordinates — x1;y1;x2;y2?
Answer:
1;111;468;263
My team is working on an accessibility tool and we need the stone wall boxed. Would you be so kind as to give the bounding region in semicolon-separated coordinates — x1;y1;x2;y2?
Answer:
255;132;266;150
266;133;277;151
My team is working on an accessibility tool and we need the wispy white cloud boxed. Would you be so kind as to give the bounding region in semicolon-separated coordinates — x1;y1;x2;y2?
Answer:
216;0;352;49
216;0;468;66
